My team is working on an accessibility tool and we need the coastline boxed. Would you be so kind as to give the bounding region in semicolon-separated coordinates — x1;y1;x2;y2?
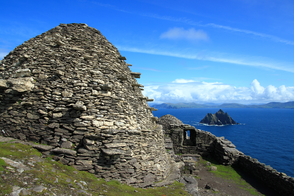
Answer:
154;107;294;177
164;123;294;195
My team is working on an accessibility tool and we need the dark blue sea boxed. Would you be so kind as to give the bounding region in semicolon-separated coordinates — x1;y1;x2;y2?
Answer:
153;108;294;177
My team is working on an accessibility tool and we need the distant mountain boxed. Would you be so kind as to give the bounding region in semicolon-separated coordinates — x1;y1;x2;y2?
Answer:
151;101;294;109
260;101;294;108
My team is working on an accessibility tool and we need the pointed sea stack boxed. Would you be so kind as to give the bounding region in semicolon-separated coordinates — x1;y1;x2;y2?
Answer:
200;109;238;125
0;23;172;186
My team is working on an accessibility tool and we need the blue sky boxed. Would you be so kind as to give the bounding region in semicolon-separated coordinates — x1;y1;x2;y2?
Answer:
0;0;294;104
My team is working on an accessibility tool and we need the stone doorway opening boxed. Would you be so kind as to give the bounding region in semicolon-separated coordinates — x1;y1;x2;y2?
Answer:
183;129;196;146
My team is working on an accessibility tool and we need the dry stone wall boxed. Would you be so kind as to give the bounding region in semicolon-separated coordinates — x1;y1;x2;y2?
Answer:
164;124;241;165
0;23;171;186
158;114;294;195
236;155;294;196
158;114;241;165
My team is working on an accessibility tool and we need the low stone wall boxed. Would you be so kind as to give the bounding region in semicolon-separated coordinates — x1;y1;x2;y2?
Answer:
158;116;294;195
164;124;241;165
235;155;294;196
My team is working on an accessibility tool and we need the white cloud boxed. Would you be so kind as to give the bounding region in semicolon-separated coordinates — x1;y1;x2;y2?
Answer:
143;79;294;104
250;79;265;95
160;27;209;42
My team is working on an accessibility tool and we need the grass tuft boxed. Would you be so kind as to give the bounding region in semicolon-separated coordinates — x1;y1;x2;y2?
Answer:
0;141;190;195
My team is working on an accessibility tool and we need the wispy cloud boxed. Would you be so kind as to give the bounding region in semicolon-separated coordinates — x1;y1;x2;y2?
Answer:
143;79;294;104
147;14;293;45
118;46;197;59
118;46;293;72
172;79;196;83
141;13;200;26
205;56;293;72
94;2;292;45
91;1;292;45
160;27;209;42
206;23;293;45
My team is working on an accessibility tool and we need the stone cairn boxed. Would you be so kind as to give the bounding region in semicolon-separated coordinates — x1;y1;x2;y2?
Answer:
0;23;172;187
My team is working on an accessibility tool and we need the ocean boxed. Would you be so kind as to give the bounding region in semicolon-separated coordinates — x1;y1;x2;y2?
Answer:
152;108;294;177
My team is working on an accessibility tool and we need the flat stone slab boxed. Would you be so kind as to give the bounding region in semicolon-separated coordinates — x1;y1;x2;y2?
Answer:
52;148;77;156
32;144;54;151
104;143;127;148
101;148;125;155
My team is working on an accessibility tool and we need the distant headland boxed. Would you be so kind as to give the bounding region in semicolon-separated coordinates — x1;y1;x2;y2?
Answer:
151;101;294;109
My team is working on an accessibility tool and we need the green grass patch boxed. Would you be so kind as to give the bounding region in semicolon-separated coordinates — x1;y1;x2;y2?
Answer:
97;180;189;196
0;141;190;195
0;158;7;171
201;157;263;196
0;142;41;159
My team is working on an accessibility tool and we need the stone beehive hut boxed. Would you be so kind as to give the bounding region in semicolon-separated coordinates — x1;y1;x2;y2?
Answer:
0;23;171;186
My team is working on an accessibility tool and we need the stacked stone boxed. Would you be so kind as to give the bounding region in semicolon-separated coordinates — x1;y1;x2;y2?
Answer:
159;121;241;165
158;114;294;195
237;155;294;196
0;23;171;186
157;114;184;131
213;136;242;165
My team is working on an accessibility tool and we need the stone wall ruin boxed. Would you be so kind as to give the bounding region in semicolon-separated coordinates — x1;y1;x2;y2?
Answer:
158;114;294;196
0;23;171;187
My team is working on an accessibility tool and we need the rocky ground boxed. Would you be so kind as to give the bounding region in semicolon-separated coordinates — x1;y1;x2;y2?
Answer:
197;165;256;196
195;158;277;196
0;136;276;196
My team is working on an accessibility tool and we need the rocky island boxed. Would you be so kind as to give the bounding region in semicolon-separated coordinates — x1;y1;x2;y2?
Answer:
200;109;238;125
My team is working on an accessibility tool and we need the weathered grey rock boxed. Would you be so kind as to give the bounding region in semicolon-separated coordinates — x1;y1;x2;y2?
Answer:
60;141;73;149
13;68;31;77
72;103;87;111
101;148;125;155
7;77;35;92
180;176;199;196
143;173;156;184
200;109;238;125
27;113;39;120
47;123;59;128
104;143;126;148
0;79;8;88
52;148;77;156
10;186;24;196
32;185;47;193
32;144;54;151
0;157;30;173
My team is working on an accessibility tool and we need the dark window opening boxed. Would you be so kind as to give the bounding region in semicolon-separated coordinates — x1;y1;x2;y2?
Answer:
183;129;196;146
